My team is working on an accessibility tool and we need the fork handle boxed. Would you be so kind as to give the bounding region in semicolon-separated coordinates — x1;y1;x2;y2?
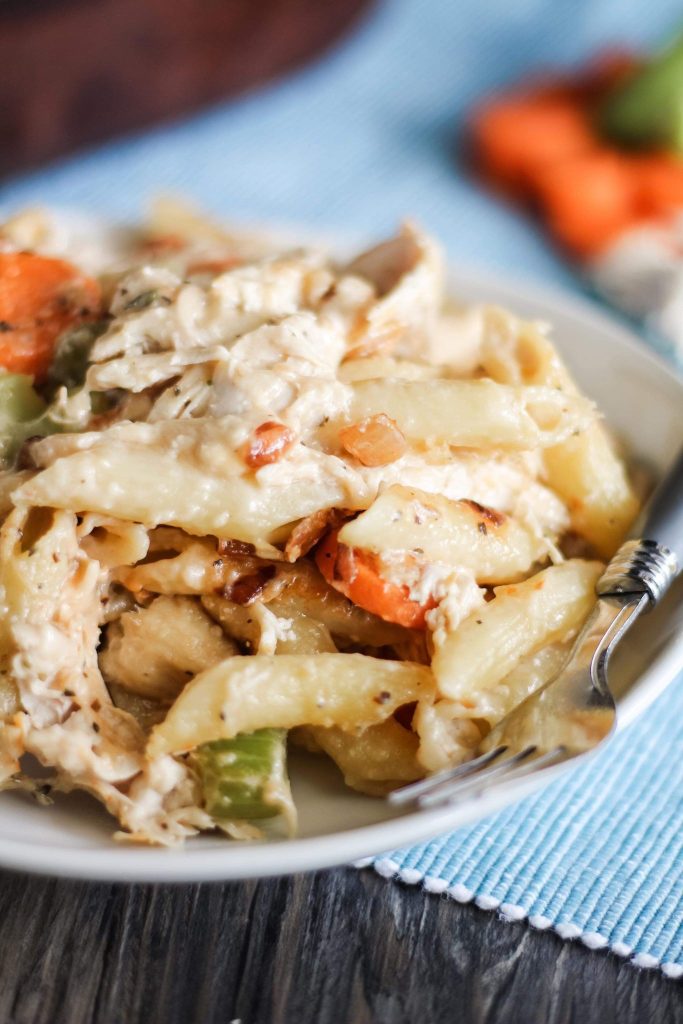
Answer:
640;445;683;568
597;446;683;605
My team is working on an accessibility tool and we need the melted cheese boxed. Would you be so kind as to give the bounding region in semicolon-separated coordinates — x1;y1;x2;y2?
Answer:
0;207;613;846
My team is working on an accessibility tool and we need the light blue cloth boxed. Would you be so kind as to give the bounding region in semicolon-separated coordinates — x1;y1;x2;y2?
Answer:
2;0;683;976
363;683;683;977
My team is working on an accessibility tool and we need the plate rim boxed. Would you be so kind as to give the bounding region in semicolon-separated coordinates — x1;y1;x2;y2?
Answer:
1;263;682;883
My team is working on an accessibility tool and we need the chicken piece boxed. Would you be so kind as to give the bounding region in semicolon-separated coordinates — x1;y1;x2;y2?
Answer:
90;251;330;364
345;223;444;358
100;595;239;702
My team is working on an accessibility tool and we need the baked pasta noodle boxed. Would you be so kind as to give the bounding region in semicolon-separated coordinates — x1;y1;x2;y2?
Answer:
476;306;638;556
0;202;639;843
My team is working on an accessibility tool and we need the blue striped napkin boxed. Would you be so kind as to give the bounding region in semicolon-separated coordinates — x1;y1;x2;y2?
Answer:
357;680;683;977
2;0;682;977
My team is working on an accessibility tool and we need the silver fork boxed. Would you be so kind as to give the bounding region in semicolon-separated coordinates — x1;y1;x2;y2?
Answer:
390;446;683;811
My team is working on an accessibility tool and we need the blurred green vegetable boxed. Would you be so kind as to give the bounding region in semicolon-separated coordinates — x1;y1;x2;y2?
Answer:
47;320;108;393
0;372;48;464
192;729;294;821
0;372;45;424
600;32;683;153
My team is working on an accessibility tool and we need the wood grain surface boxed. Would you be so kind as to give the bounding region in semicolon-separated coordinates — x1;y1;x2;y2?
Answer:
0;0;373;176
0;866;679;1024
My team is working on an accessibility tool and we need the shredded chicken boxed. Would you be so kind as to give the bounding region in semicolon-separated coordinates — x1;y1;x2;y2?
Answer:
0;203;627;846
100;596;239;701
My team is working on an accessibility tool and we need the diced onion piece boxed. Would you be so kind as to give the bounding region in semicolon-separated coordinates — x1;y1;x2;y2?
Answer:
284;507;350;562
339;413;408;467
242;421;296;469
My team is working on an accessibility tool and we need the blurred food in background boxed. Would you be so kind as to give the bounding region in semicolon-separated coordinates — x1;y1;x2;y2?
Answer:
0;0;373;178
468;30;683;358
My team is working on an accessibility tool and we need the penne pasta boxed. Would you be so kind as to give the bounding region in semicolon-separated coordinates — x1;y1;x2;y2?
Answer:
78;515;150;569
432;559;603;710
338;356;440;382
0;207;638;844
306;719;422;795
543;432;639;559
337;484;549;583
148;654;435;756
14;441;352;545
483;640;574;729
347;378;596;450
478;306;638;556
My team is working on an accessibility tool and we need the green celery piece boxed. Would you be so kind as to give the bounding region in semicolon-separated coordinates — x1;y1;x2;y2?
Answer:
0;373;47;463
0;356;102;467
193;729;293;821
0;372;45;422
599;32;683;153
47;319;108;393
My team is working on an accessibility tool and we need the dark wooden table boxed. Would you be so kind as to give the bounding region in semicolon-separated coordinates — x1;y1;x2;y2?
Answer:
0;867;680;1024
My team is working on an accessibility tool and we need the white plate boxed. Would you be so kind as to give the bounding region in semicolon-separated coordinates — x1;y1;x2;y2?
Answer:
2;264;683;883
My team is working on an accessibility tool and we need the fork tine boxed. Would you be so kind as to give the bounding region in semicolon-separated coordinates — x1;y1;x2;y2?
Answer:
418;745;567;809
418;745;539;808
388;745;508;807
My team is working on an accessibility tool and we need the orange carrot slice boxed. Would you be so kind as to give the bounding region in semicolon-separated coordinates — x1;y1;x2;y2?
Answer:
530;151;639;257
470;96;596;194
468;51;660;261
315;530;433;630
631;153;683;217
0;253;101;379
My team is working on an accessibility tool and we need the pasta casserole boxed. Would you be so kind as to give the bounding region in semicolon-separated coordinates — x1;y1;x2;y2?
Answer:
0;200;639;843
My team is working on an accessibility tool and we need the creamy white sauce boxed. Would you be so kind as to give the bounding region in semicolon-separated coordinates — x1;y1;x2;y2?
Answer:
0;207;604;844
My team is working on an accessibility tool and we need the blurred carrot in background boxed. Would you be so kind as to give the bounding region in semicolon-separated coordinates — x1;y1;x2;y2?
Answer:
469;35;683;258
0;253;100;379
